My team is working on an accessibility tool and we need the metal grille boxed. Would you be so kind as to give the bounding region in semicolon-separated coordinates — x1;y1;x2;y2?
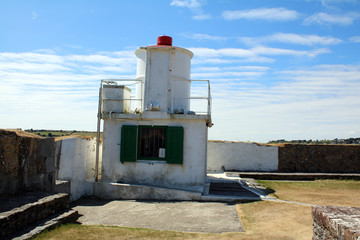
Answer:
139;127;166;158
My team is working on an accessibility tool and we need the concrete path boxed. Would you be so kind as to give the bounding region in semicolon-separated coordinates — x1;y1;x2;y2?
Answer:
72;198;244;233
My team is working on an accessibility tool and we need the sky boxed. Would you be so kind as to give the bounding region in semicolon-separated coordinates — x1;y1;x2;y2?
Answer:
1;0;359;142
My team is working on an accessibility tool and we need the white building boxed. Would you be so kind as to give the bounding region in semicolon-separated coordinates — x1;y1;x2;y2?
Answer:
95;36;212;196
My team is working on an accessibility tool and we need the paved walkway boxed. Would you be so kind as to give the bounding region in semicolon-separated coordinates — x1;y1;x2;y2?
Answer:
72;198;244;233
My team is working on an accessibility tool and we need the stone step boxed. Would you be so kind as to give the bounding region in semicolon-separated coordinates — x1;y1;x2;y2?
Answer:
0;191;70;237
9;209;79;240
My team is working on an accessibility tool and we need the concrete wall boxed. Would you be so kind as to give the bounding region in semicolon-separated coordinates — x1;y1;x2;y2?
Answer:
207;141;278;172
0;129;55;195
101;119;207;192
55;137;101;200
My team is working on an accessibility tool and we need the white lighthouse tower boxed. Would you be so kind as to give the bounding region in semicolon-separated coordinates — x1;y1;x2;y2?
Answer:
95;36;212;199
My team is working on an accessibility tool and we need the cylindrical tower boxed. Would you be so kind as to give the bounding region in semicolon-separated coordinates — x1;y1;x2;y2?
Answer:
135;36;193;113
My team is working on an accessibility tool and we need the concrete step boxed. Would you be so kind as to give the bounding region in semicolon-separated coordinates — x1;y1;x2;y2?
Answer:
0;191;70;238
53;180;71;194
9;209;79;240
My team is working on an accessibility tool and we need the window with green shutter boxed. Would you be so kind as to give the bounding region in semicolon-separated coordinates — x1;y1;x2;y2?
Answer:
120;125;184;164
166;127;184;164
120;125;137;162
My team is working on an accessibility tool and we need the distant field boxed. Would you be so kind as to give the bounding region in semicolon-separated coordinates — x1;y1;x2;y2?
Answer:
25;129;101;139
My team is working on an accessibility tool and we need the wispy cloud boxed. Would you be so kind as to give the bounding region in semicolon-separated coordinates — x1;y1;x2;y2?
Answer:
349;36;360;43
208;64;360;141
222;8;299;21
189;46;330;65
316;0;358;7
170;0;211;20
247;33;343;45
0;50;137;130
181;33;228;41
304;12;360;25
32;11;38;20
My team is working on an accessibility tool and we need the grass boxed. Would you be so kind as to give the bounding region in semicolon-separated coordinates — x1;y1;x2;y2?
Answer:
34;179;360;240
25;129;102;139
258;179;360;207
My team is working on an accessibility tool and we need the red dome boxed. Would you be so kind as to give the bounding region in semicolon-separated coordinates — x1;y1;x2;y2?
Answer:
157;36;172;46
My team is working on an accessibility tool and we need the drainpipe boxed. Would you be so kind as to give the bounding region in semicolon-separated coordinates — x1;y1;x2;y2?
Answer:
95;81;103;182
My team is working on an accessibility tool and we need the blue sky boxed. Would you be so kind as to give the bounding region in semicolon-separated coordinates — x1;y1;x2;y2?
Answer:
1;0;359;142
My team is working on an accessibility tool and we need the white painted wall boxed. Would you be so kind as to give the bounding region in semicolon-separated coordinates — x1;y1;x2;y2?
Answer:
207;141;278;172
56;137;102;201
101;118;208;192
55;137;279;200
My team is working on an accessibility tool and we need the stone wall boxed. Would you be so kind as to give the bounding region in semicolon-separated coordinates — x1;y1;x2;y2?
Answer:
0;129;55;195
312;206;360;240
279;144;360;173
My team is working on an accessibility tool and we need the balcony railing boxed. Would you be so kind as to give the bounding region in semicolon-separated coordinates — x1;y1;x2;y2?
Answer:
98;78;211;117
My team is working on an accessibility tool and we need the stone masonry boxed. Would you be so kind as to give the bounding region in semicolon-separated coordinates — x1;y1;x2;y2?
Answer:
312;206;360;240
279;144;360;173
0;129;55;195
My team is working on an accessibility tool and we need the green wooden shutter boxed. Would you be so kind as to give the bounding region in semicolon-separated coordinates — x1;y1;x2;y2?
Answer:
120;125;137;162
166;126;184;164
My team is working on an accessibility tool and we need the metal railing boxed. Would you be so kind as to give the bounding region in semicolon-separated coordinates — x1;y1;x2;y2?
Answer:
171;77;211;116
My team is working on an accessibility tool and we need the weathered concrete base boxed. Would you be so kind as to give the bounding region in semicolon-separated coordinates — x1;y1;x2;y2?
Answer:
312;206;360;240
89;173;264;202
93;181;203;201
73;198;244;233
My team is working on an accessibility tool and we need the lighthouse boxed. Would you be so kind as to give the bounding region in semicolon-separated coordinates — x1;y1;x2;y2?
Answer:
96;36;212;197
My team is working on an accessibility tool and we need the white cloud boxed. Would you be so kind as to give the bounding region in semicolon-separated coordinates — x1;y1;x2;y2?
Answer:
304;12;360;25
349;36;360;43
170;0;211;20
0;50;138;130
239;33;342;46
32;11;38;20
171;0;201;8
189;45;330;66
264;33;342;45
192;13;211;20
1;48;358;142
316;0;358;7
222;8;299;21
208;64;360;142
181;33;228;41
